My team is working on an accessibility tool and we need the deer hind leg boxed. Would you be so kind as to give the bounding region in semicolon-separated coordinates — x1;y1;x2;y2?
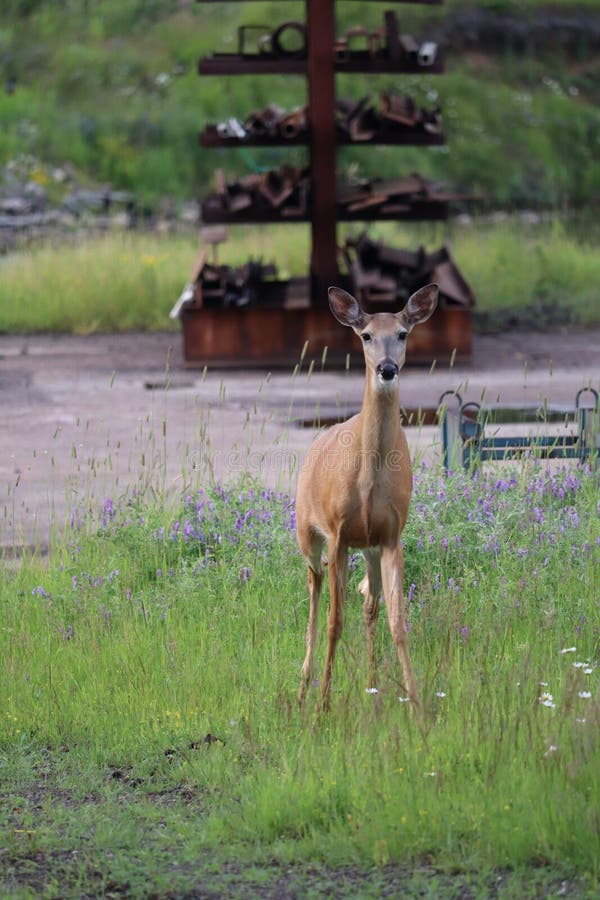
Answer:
298;532;326;706
380;543;419;708
320;538;348;710
360;548;382;690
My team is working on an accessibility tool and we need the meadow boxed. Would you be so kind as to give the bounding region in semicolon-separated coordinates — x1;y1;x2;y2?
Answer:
1;452;599;896
1;4;599;894
1;218;600;334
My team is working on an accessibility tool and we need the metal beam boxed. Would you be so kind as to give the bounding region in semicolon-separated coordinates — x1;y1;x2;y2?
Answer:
307;0;338;306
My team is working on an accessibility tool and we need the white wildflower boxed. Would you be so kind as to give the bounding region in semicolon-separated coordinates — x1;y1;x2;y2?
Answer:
436;691;446;698
578;691;592;699
365;687;379;695
539;692;556;708
560;647;577;654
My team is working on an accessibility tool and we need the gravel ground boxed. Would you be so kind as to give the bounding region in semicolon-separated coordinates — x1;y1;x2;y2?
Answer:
1;328;598;551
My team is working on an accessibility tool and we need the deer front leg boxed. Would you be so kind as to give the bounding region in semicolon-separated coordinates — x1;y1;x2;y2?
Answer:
320;540;348;710
360;548;382;690
298;564;324;706
380;543;419;708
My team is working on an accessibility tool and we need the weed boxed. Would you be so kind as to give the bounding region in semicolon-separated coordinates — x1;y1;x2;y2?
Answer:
1;461;598;895
1;222;599;334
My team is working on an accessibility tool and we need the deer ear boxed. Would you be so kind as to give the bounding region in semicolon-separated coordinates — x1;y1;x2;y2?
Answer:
328;286;368;330
401;283;438;332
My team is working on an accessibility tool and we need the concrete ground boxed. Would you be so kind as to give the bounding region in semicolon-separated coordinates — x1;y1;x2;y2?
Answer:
1;328;598;552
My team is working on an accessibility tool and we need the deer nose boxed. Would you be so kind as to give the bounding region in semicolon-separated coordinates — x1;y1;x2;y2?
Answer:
376;362;399;381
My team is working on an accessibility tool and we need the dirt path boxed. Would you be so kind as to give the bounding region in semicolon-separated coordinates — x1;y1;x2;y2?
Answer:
1;328;598;551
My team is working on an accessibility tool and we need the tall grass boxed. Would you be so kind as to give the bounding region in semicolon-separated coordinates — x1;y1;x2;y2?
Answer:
1;458;599;894
0;221;599;333
449;219;600;327
0;232;198;333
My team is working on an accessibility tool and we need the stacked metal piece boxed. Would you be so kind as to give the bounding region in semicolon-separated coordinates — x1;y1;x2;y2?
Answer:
342;232;475;308
192;258;278;308
201;93;442;146
202;168;463;222
207;10;440;70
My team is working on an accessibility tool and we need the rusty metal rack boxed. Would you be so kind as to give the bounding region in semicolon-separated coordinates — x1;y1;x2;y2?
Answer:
181;0;473;368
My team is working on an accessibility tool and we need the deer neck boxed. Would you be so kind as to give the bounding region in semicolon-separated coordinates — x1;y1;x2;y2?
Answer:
357;375;401;476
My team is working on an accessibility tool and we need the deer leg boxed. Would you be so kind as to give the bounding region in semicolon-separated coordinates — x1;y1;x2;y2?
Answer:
360;548;382;690
298;568;323;706
298;536;325;706
320;539;348;710
380;543;419;708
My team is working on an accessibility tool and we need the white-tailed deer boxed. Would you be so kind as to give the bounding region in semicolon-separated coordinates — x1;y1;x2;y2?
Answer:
296;283;438;710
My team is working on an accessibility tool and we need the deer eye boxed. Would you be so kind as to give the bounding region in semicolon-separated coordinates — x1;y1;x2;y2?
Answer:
397;332;407;342
361;332;372;342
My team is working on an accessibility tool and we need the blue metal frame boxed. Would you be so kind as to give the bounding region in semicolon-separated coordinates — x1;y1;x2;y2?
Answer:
439;388;599;471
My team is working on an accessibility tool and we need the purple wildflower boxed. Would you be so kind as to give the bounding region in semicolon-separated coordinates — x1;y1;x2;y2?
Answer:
102;498;115;528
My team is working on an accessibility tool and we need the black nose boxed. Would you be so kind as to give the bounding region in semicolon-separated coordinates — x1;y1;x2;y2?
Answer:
377;362;399;381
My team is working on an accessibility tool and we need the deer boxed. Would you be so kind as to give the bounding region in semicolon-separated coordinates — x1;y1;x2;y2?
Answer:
295;282;438;711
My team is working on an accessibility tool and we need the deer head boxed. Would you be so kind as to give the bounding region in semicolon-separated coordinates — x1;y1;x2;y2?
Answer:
328;283;438;388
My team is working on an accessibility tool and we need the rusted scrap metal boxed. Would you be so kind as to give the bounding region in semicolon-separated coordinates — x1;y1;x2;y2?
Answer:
337;92;442;141
191;258;279;309
237;14;437;67
203;166;310;220
202;168;464;222
257;167;299;208
244;102;307;140
237;25;271;56
380;93;442;134
338;173;459;216
202;93;441;148
334;26;381;61
278;106;308;140
343;232;476;308
271;21;307;58
335;10;439;68
384;10;403;63
245;103;286;137
336;94;378;141
201;11;439;75
201;104;309;145
238;21;307;58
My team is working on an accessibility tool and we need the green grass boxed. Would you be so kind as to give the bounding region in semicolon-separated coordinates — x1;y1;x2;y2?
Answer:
1;220;599;334
0;2;599;208
1;460;599;896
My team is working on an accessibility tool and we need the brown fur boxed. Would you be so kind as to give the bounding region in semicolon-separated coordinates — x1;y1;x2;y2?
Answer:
296;284;438;709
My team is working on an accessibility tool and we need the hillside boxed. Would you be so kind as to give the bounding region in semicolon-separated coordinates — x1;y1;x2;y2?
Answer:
1;1;599;212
